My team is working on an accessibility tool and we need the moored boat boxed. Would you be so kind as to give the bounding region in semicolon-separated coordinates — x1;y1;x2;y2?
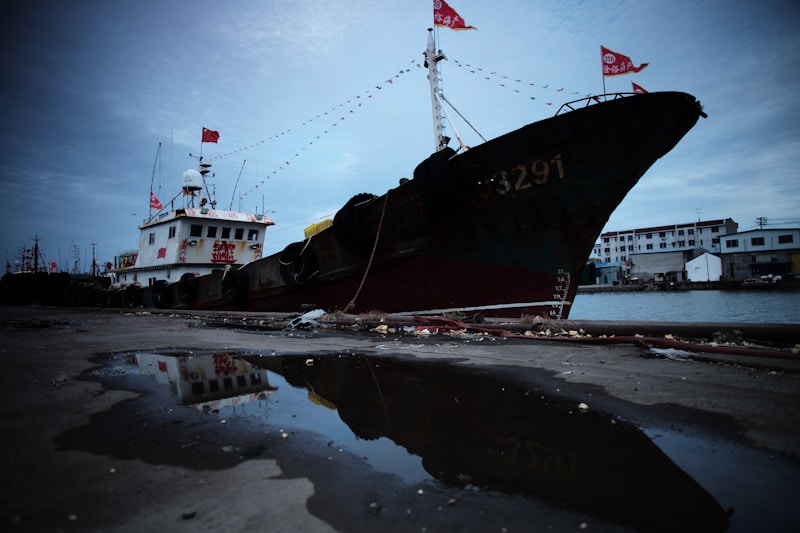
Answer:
129;30;707;318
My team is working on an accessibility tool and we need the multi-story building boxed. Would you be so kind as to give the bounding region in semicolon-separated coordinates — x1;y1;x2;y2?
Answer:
720;228;800;280
593;219;738;263
588;219;738;284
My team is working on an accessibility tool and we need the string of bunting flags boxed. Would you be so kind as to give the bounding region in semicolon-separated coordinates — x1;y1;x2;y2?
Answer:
209;63;423;204
450;59;592;105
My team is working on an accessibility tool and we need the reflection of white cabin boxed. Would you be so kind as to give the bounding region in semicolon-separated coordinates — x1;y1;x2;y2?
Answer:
134;352;276;408
113;207;274;288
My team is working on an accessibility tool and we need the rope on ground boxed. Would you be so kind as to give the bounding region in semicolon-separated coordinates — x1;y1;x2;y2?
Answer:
343;193;390;313
413;316;799;360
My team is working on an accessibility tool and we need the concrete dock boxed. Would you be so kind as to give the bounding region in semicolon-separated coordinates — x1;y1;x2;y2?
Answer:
1;306;798;532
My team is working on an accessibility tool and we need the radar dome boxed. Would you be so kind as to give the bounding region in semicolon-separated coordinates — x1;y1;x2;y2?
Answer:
181;169;204;191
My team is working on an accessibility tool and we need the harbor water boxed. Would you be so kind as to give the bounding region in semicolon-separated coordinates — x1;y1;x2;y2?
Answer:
569;289;800;324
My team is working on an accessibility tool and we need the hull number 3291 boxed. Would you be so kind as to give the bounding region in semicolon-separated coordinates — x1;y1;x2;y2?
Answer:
487;154;565;197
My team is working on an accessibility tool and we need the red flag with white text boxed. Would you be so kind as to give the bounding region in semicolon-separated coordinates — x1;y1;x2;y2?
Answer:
601;46;648;76
434;0;476;30
632;82;648;94
150;192;163;210
201;127;220;143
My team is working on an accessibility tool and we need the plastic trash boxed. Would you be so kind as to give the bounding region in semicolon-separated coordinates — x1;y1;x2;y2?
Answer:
287;309;326;329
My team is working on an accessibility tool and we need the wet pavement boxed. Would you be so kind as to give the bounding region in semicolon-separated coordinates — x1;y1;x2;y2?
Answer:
1;306;799;532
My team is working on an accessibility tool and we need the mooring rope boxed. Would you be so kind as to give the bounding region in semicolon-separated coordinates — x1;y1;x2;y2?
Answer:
343;193;390;313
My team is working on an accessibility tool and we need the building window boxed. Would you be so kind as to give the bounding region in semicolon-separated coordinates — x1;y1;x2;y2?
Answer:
751;237;765;246
659;232;666;238
627;235;633;241
190;224;203;237
149;232;156;244
603;237;610;244
207;226;217;238
646;233;652;239
646;244;653;250
677;240;685;247
234;228;244;240
628;245;633;252
711;227;719;233
726;239;739;248
248;229;259;241
221;227;231;239
659;243;667;249
777;234;793;244
688;228;694;235
678;229;684;236
689;240;695;246
168;226;176;239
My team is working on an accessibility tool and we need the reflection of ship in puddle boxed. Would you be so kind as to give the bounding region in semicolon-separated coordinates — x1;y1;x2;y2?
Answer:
131;352;277;412
245;353;730;533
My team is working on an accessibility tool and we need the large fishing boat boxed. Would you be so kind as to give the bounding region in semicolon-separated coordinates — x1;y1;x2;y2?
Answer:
108;29;706;318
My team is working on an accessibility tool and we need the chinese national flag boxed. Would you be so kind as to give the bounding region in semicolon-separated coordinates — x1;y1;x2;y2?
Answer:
632;82;648;94
201;127;220;143
434;0;476;31
150;192;163;210
157;247;167;259
601;46;648;76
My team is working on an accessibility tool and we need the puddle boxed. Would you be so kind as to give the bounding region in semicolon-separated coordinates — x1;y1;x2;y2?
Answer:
106;350;747;532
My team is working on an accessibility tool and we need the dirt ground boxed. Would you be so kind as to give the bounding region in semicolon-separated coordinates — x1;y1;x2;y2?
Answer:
1;306;798;532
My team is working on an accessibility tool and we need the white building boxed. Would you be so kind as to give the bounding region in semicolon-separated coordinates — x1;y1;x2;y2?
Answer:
686;252;722;282
720;228;800;280
593;219;738;264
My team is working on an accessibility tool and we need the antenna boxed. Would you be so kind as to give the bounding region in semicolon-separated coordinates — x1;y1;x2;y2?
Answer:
756;216;768;229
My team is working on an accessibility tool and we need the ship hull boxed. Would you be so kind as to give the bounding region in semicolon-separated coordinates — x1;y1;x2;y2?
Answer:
155;92;705;319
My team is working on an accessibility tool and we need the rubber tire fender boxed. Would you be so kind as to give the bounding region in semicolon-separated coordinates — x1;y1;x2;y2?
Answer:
178;272;198;304
222;267;249;305
333;193;378;251
279;242;319;287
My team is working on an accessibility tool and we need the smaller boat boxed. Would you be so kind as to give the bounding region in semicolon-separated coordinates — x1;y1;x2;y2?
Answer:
109;161;274;307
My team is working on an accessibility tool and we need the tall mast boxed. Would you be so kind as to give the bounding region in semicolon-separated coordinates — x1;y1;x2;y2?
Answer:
426;28;448;152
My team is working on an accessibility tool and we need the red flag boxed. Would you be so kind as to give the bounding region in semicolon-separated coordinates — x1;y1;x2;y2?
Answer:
201;127;220;143
434;0;476;31
601;46;648;76
632;82;648;94
156;247;167;259
150;191;163;210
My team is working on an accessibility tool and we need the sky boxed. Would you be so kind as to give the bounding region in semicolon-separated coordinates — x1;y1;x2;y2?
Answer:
2;0;799;272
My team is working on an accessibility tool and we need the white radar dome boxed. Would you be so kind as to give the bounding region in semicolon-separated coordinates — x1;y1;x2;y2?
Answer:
181;169;204;191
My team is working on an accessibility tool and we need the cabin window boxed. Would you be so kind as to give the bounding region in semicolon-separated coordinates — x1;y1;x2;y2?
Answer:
234;228;244;240
168;226;176;239
237;375;247;387
726;239;739;248
223;377;233;389
221;227;231;239
248;229;259;241
779;234;794;244
251;373;262;385
149;232;156;244
190;224;203;237
751;237;765;246
208;379;220;392
207;226;217;238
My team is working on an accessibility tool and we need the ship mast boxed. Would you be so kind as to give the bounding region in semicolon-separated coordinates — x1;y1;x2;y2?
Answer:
426;28;448;152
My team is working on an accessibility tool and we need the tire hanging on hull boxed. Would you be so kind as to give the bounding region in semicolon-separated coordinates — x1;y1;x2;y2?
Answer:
221;267;249;305
333;193;377;251
279;242;319;287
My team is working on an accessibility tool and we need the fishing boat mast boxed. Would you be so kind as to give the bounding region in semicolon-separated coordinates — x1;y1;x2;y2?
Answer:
426;28;448;152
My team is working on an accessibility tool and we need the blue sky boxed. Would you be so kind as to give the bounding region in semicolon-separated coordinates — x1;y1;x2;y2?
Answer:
2;0;799;271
